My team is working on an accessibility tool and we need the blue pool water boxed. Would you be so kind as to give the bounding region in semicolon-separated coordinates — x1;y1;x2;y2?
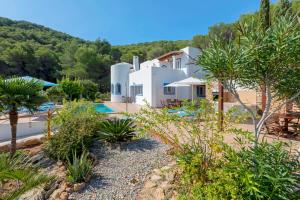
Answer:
168;108;195;117
95;103;114;113
19;102;55;113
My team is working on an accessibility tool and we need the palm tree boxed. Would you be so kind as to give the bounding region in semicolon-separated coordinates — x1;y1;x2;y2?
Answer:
0;77;47;156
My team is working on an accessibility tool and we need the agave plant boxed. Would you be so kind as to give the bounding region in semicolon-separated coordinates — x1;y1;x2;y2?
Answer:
66;150;92;183
97;118;136;143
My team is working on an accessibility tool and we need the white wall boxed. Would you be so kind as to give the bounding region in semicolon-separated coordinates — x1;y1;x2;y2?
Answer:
129;67;153;106
0;121;46;142
111;63;131;103
151;67;188;107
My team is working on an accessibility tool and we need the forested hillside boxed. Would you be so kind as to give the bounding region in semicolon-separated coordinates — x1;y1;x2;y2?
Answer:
0;0;298;92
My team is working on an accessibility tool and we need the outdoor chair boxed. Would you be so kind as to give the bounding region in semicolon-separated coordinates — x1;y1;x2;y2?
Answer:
160;100;167;108
262;114;284;135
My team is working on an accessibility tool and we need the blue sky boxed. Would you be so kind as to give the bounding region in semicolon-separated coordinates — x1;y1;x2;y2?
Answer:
0;0;277;45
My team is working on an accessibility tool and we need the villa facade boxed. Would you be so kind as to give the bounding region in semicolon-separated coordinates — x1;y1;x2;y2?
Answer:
111;47;211;107
110;46;258;108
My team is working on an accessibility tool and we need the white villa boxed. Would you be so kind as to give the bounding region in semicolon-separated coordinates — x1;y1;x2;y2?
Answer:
110;46;210;107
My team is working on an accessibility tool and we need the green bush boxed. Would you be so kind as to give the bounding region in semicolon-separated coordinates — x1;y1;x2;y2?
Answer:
95;92;110;102
224;141;300;200
59;77;83;100
181;141;300;200
67;150;92;183
97;118;136;143
80;79;98;101
45;100;105;160
46;86;66;104
133;100;300;199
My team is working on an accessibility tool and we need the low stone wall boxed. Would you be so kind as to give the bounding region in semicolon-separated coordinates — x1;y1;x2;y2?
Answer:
0;120;46;141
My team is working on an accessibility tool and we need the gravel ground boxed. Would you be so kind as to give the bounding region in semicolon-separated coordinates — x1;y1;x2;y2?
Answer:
69;138;172;200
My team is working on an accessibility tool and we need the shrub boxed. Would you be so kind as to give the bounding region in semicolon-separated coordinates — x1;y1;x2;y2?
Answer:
67;150;92;183
95;92;110;102
80;79;98;101
133;100;233;181
52;100;105;126
45;100;105;160
133;100;300;199
46;86;66;104
59;77;83;100
224;141;300;200
97;118;136;143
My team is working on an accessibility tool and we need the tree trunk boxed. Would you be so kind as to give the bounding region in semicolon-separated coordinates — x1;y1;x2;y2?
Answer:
218;81;224;131
9;110;18;157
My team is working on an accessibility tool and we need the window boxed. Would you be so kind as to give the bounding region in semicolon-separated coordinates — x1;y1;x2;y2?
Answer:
196;85;206;97
111;84;114;94
164;83;175;95
132;85;143;96
176;58;181;69
116;83;121;95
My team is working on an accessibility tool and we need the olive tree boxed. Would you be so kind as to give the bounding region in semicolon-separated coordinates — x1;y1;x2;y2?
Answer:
199;15;300;143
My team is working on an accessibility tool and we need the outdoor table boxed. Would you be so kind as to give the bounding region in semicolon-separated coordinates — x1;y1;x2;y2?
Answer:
278;112;300;132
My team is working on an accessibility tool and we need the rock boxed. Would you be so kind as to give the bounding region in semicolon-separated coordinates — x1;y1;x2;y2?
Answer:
144;181;157;189
160;181;171;191
155;188;165;200
150;174;162;182
44;181;59;199
161;166;171;172
59;192;68;200
19;138;43;148
30;153;44;164
153;168;162;175
165;171;176;182
84;173;92;183
50;188;63;200
19;187;44;200
57;161;63;166
73;182;86;192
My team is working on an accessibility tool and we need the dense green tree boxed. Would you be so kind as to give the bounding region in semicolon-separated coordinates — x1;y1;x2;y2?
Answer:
260;0;271;30
35;47;61;82
95;38;111;55
191;35;209;50
59;78;83;100
80;79;98;100
110;47;122;62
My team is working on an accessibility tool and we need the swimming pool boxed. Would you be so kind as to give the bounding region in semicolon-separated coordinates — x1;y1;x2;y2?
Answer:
95;103;115;113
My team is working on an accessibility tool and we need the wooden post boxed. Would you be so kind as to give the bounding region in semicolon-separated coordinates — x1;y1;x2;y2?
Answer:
218;81;224;131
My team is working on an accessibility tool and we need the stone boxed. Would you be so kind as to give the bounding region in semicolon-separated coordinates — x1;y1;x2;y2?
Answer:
50;188;64;200
150;174;162;182
19;187;44;200
19;138;43;148
165;171;176;182
44;181;59;199
85;173;92;183
30;153;44;164
144;181;157;189
153;168;162;175
59;192;68;200
73;182;86;192
161;166;171;172
57;161;63;166
160;181;171;191
155;188;165;200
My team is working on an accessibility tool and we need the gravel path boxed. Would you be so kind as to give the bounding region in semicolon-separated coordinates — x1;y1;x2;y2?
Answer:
69;138;172;200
